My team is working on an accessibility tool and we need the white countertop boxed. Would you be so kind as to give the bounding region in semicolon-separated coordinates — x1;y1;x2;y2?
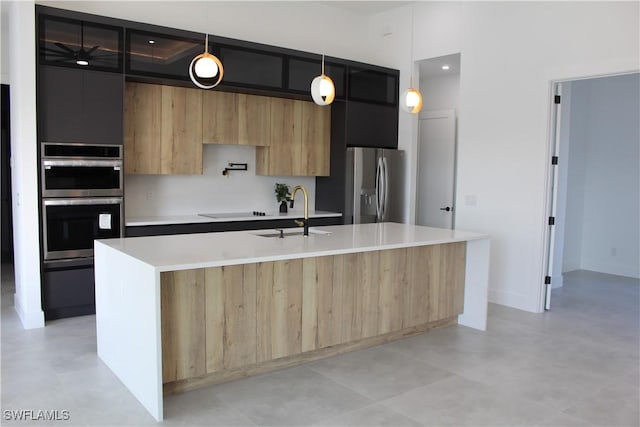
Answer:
97;222;488;272
126;210;342;227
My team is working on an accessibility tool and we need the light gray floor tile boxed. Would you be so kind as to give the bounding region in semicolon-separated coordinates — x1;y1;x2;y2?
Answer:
163;388;257;426
562;380;640;426
313;403;421;426
381;375;557;426
307;345;452;401
211;366;373;426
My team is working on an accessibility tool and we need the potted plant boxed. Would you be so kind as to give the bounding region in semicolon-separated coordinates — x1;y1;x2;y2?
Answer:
275;183;290;213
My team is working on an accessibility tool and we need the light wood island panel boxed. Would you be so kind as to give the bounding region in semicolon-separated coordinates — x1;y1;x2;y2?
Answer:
161;242;466;394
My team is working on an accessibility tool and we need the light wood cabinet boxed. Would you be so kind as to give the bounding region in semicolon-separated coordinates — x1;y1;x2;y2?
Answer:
202;91;238;145
238;94;270;146
202;92;270;146
256;98;330;176
125;82;203;175
160;242;466;389
126;82;328;176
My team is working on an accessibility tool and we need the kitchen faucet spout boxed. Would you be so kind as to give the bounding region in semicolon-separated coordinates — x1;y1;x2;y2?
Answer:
289;185;309;236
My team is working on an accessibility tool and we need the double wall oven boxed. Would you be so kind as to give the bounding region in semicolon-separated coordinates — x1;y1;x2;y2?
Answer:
41;142;123;262
40;142;124;319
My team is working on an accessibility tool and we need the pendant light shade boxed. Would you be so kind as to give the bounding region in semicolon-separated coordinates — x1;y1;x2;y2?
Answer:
189;34;224;90
402;6;423;114
401;87;423;114
310;55;335;106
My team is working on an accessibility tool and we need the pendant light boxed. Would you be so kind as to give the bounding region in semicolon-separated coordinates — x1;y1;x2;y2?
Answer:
189;33;224;89
401;5;423;114
310;54;335;106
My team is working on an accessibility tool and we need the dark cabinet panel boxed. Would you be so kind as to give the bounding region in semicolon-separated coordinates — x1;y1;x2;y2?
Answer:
42;266;95;320
39;66;123;144
218;45;284;89
82;71;124;144
125;216;343;237
126;29;203;81
39;14;123;72
288;58;345;99
348;67;398;106
346;101;398;149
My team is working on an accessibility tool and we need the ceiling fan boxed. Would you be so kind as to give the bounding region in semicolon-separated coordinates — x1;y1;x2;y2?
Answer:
41;21;118;67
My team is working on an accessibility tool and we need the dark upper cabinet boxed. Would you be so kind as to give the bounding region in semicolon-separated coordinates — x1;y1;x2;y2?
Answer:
126;28;203;81
39;65;123;144
218;45;285;90
345;101;398;149
39;14;123;73
287;58;345;100
348;67;398;106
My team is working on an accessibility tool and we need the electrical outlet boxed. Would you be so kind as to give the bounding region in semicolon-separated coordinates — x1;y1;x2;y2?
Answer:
610;247;617;256
145;191;154;201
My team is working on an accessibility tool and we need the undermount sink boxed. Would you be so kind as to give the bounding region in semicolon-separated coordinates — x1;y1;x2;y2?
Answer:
198;212;256;219
253;228;332;238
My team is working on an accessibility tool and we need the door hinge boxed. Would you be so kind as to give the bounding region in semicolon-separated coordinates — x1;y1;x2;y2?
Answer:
548;216;555;225
552;156;558;165
554;95;561;104
545;276;551;285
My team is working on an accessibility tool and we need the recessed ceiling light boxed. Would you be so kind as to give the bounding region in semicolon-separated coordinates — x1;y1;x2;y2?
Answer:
442;65;450;70
148;40;155;44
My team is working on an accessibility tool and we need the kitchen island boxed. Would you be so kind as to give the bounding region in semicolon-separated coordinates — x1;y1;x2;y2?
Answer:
95;223;490;421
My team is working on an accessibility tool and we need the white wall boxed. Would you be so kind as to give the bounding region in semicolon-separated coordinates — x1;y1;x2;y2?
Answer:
563;74;640;279
125;145;315;217
371;1;639;312
6;1;44;328
1;2;10;84
563;82;588;273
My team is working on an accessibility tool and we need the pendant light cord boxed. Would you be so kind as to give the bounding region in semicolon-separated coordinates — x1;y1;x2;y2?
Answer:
409;4;415;88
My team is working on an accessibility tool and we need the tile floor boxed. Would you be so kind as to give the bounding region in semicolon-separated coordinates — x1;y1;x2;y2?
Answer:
1;266;638;426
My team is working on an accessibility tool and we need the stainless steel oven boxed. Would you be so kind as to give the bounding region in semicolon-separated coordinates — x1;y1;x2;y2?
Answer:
42;197;123;261
41;142;123;197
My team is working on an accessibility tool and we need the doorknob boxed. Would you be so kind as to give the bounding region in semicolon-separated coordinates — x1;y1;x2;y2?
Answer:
440;206;452;212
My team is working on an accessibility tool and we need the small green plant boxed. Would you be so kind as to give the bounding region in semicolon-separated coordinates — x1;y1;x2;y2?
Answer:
274;183;290;203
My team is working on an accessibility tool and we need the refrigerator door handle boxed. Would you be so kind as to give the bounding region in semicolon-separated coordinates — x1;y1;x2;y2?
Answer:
381;156;389;221
376;157;383;221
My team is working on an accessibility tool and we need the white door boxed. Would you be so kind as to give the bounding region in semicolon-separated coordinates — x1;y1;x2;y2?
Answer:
416;109;456;229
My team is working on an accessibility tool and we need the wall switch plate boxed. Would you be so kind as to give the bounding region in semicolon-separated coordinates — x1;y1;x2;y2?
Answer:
465;194;477;206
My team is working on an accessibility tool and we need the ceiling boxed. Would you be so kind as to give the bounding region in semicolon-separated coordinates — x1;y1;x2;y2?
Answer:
419;53;461;80
318;1;411;15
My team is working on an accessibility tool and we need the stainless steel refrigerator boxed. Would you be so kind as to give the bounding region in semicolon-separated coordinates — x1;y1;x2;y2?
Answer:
345;147;405;224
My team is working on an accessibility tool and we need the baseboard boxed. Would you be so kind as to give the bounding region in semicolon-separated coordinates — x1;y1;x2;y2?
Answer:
13;292;45;329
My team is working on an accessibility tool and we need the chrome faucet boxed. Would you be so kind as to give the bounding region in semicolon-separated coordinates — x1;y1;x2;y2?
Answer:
289;185;309;236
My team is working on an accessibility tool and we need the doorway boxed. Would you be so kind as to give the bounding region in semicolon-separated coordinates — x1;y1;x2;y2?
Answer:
415;53;461;229
543;73;640;310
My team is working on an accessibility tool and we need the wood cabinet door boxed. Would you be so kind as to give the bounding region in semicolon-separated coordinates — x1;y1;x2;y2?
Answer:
160;85;203;174
238;93;270;146
299;101;330;176
202;91;238;145
256;97;300;175
124;82;162;174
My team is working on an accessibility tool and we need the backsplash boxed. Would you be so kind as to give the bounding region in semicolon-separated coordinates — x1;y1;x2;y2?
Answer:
125;145;316;217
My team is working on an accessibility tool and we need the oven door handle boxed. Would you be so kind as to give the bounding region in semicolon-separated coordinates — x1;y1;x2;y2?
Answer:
43;198;123;206
43;160;122;169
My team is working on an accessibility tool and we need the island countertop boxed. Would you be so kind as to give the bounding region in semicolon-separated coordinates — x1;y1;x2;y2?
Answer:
96;222;488;272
